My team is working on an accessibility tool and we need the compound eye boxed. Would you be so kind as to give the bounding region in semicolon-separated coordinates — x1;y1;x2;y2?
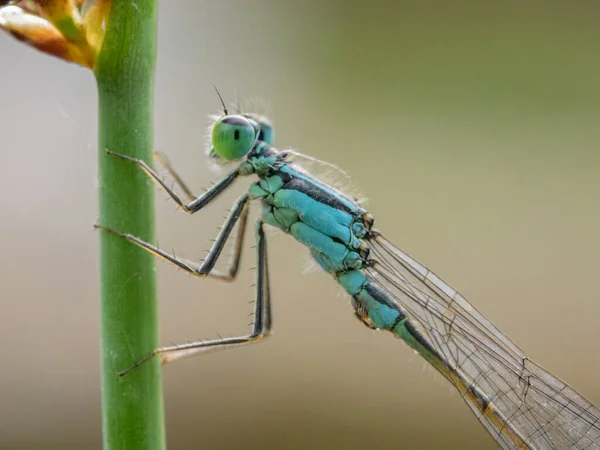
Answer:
211;115;257;160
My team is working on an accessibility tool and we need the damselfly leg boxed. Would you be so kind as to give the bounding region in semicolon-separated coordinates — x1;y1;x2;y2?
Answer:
95;193;249;282
114;220;272;376
105;149;240;214
153;151;196;202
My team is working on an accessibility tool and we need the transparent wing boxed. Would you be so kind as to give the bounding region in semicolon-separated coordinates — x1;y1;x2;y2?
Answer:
286;151;367;205
368;231;600;450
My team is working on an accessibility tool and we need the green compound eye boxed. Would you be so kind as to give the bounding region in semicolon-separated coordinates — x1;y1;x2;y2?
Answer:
211;115;258;160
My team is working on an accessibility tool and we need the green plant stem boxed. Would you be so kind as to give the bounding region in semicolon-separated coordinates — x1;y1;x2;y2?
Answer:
95;2;165;450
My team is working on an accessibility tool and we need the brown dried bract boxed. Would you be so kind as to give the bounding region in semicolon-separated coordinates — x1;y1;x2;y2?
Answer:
0;0;110;69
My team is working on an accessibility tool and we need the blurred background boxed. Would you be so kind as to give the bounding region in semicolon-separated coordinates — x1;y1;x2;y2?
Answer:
1;1;599;449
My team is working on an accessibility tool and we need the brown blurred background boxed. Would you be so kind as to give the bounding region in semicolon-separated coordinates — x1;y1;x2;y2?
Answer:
1;1;599;449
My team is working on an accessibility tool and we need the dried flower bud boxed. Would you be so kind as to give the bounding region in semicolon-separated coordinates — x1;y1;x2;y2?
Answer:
0;0;110;69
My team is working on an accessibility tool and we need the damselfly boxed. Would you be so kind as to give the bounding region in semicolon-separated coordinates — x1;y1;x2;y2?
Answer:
96;99;600;450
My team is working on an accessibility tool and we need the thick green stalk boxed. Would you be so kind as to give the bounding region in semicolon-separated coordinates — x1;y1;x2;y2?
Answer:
95;2;165;450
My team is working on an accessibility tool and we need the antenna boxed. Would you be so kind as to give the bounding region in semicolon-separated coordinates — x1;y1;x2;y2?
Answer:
213;85;228;116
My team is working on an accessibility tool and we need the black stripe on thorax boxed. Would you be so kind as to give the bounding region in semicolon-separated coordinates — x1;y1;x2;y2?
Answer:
275;165;359;216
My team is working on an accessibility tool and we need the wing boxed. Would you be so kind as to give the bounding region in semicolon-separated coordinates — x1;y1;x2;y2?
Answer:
367;232;600;449
284;150;367;205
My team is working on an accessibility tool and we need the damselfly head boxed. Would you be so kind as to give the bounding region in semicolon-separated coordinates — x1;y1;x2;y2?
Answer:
206;88;273;163
211;114;259;161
